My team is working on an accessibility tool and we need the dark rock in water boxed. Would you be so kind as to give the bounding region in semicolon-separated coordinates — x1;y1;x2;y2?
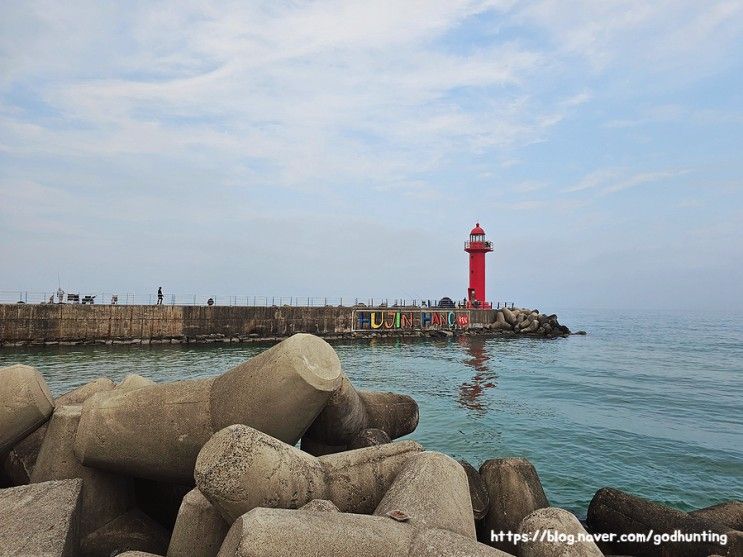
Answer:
457;459;490;521
477;457;549;552
0;478;83;557
690;500;743;530
587;487;742;556
348;428;391;450
574;330;587;335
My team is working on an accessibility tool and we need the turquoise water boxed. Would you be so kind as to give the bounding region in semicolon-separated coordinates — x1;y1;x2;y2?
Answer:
1;309;741;516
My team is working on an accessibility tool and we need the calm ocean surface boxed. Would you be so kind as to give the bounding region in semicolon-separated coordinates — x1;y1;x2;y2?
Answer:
2;308;741;516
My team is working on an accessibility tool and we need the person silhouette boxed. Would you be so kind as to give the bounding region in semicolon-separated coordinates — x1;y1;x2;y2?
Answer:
157;287;164;305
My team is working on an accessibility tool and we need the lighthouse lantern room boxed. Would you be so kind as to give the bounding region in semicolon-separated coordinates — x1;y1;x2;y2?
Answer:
464;223;493;308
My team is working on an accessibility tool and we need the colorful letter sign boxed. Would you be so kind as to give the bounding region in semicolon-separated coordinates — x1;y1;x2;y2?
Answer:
352;309;472;332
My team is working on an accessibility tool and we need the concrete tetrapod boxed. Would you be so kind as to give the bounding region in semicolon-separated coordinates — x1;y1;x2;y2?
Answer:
478;458;549;552
80;508;170;557
587;487;743;556
517;507;603;557
167;488;230;557
348;427;392;449
689;500;743;531
299;499;340;512
459;459;490;521
116;374;156;391
2;377;116;486
0;363;54;454
31;405;136;539
74;334;342;482
194;424;423;522
0;478;83;557
58;377;117;405
301;371;419;454
216;452;513;557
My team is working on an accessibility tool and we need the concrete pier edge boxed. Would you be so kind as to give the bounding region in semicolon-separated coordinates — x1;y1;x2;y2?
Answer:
0;304;574;347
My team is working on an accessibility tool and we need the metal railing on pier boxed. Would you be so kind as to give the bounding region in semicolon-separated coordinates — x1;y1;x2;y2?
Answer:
0;291;517;309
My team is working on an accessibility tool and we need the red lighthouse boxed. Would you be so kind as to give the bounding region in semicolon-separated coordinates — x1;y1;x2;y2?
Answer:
464;223;493;308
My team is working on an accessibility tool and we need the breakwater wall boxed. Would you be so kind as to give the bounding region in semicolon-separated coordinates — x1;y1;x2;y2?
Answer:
0;304;505;346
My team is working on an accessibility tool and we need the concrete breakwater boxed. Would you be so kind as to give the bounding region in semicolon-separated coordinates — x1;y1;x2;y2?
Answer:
0;303;575;347
1;334;739;556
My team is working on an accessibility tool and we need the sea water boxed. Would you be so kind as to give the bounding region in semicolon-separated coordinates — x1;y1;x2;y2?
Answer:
1;308;740;517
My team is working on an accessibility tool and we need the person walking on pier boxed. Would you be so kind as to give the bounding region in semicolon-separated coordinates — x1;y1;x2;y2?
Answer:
157;287;164;305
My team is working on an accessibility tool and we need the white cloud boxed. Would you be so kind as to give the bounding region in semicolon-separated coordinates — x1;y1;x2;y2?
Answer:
564;169;621;193
516;1;743;76
563;168;691;195
0;1;573;193
601;169;689;194
511;180;546;193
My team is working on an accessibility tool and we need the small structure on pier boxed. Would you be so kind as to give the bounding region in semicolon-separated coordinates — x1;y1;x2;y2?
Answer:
464;223;493;309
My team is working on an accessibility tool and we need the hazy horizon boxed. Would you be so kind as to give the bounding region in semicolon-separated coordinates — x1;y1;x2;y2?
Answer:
2;2;742;311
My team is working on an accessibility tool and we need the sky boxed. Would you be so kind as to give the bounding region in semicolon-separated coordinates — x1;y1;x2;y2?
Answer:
1;1;742;310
